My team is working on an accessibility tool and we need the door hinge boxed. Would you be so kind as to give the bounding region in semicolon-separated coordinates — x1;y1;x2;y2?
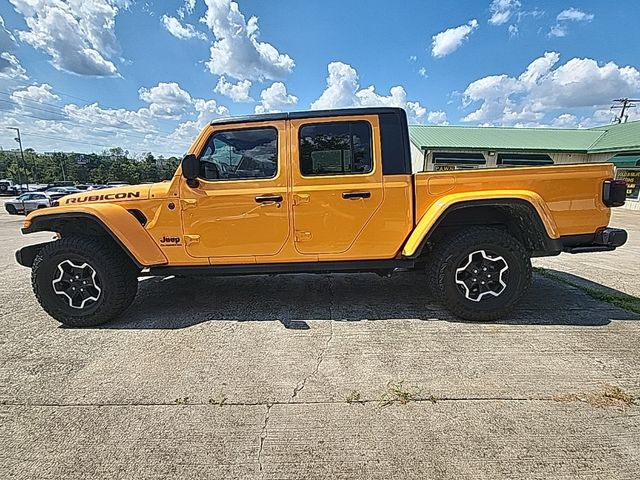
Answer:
184;234;200;246
180;199;197;210
293;194;310;206
295;231;312;242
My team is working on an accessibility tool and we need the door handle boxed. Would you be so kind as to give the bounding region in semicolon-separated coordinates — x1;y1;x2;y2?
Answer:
342;191;371;200
255;194;283;203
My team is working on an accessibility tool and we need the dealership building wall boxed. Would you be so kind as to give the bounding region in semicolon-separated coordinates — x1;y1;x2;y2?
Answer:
408;120;640;210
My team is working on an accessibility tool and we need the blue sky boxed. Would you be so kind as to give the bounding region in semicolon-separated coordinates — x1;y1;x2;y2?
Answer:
0;0;639;156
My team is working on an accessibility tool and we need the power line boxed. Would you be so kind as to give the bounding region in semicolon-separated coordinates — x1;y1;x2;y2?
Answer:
1;109;182;156
11;131;179;158
0;90;175;136
0;101;170;144
0;98;186;155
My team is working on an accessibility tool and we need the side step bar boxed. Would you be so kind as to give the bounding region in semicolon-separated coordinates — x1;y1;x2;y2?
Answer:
148;259;416;277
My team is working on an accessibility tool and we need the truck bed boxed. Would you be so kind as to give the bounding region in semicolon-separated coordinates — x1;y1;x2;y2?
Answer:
413;163;614;237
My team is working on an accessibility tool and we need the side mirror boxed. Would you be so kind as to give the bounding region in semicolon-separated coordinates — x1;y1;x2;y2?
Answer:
182;154;199;188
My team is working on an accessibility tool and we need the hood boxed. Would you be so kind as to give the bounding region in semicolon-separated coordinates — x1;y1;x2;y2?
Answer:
57;184;152;207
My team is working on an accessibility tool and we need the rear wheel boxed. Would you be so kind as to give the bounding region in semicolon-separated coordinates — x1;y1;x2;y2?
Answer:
32;237;139;327
426;227;532;321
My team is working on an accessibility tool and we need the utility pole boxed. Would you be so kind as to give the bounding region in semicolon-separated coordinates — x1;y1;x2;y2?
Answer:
611;98;640;124
7;127;29;192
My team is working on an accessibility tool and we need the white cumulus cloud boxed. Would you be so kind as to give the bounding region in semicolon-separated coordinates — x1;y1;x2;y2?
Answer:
11;83;59;104
9;0;127;76
431;19;479;58
0;15;27;80
139;82;193;118
63;103;153;133
201;0;295;81
214;76;253;102
549;8;594;38
551;113;578;128
557;8;595;23
310;61;428;123
168;97;229;147
427;111;449;125
161;15;207;40
254;82;297;113
178;0;197;19
462;51;640;126
489;0;521;26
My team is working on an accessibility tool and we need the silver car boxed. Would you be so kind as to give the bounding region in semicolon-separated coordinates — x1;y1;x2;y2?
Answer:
5;192;51;215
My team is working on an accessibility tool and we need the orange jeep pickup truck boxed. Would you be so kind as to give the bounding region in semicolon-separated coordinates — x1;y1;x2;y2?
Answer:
16;108;627;327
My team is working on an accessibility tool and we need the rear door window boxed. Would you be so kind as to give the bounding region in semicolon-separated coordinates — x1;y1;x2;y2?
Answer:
299;121;373;176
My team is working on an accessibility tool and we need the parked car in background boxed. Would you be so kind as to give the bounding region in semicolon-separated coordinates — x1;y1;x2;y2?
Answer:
0;179;21;196
106;181;130;188
5;192;51;214
45;186;82;201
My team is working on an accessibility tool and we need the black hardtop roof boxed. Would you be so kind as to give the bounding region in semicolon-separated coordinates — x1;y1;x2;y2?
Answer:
209;107;406;126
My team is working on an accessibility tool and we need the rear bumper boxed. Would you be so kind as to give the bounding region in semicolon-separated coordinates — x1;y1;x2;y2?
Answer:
562;228;628;254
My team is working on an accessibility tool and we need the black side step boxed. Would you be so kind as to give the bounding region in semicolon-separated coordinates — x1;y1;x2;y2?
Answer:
148;259;415;277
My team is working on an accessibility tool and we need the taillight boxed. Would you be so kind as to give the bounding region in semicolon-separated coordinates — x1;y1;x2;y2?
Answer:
603;179;626;207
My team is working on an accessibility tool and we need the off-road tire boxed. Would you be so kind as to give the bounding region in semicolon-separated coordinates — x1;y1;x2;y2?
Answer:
6;204;17;215
426;227;532;321
32;237;139;327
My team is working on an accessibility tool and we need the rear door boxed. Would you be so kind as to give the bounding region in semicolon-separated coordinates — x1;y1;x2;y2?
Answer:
290;115;383;255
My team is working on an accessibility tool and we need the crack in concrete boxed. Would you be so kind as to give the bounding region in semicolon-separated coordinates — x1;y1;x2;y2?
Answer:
257;403;271;477
290;320;334;401
289;275;336;401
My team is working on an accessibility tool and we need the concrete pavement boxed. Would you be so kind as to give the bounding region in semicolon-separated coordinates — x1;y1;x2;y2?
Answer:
1;207;638;479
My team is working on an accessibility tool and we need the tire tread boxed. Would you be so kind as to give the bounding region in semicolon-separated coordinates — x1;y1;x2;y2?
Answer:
32;236;138;327
426;226;531;321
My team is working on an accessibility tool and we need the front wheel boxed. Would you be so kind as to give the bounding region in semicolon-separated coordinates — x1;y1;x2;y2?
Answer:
32;237;139;327
426;227;532;321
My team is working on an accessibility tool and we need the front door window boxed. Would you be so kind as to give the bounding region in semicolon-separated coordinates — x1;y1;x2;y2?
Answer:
199;128;278;181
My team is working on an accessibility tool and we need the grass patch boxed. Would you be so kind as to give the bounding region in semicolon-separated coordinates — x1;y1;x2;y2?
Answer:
601;385;636;407
553;385;636;409
534;267;640;314
379;380;421;407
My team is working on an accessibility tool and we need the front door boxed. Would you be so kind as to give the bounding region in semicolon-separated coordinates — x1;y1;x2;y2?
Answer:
290;115;383;255
180;121;290;259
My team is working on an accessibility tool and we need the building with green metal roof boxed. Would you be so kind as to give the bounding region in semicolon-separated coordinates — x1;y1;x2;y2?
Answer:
407;119;640;172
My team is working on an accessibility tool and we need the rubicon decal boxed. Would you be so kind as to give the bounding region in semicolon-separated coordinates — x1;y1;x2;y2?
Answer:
159;236;182;246
65;192;141;203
